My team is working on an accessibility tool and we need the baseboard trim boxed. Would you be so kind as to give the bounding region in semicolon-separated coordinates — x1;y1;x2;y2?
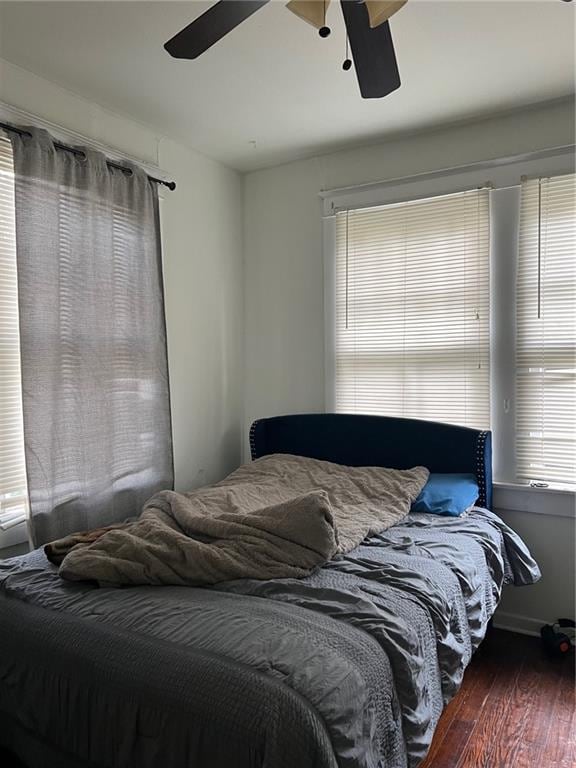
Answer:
492;610;545;637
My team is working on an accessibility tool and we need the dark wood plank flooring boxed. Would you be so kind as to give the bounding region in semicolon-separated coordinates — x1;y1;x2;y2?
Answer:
421;628;575;768
1;629;574;768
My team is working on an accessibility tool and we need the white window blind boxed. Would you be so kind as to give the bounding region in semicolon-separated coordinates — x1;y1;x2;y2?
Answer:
0;135;28;530
335;188;491;429
516;173;576;485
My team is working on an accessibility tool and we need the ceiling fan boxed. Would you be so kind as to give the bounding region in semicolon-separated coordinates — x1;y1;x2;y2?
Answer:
164;0;408;99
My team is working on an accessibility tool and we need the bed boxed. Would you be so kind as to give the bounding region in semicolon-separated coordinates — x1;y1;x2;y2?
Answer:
0;413;540;768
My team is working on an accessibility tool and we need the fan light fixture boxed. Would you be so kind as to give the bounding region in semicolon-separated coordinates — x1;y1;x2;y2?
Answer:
164;0;406;99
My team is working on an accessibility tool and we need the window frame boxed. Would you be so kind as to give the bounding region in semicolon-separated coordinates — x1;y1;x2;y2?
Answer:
322;146;575;506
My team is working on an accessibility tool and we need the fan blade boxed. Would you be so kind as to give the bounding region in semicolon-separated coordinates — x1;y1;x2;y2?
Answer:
340;0;400;99
164;0;270;59
286;0;331;29
365;1;407;29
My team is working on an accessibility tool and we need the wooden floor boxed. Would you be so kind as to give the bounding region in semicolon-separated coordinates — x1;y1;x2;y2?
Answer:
420;628;575;768
1;629;574;768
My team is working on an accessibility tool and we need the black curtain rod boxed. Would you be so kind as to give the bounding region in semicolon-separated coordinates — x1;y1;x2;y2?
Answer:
0;121;176;191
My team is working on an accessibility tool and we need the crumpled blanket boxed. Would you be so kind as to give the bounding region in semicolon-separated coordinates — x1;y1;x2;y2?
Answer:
57;491;338;585
52;454;429;586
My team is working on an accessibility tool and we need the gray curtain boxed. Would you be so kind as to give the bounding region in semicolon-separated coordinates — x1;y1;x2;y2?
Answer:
11;128;173;547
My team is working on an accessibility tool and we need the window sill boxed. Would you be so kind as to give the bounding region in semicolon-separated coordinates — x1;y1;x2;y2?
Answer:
495;481;575;494
0;520;29;550
0;540;29;560
493;482;575;519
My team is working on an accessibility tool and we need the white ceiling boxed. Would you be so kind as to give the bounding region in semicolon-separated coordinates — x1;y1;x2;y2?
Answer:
0;1;574;171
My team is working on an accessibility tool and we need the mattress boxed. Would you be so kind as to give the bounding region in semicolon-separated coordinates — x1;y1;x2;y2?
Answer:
0;507;540;768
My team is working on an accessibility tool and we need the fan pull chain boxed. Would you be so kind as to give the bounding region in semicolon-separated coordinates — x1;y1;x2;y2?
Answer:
343;31;352;70
319;0;331;37
537;178;542;320
476;190;482;370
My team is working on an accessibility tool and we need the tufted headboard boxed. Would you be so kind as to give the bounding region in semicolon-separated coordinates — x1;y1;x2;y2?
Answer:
250;413;492;509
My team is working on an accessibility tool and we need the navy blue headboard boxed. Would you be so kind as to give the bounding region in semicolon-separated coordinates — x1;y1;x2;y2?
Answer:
250;413;492;509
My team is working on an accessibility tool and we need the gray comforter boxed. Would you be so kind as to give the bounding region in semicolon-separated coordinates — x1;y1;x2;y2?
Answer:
0;507;540;768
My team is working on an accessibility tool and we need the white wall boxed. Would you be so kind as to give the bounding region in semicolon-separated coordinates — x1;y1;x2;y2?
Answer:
243;98;576;629
159;139;243;490
497;507;575;633
0;58;244;492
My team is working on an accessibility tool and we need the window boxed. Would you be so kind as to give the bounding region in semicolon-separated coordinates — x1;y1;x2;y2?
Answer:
516;173;576;485
326;160;576;489
0;135;28;539
334;188;490;430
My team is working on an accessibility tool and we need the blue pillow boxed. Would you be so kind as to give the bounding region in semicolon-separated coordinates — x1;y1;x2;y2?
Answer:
411;473;479;517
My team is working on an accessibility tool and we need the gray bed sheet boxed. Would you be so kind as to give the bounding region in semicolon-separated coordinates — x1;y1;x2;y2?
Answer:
0;507;540;768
